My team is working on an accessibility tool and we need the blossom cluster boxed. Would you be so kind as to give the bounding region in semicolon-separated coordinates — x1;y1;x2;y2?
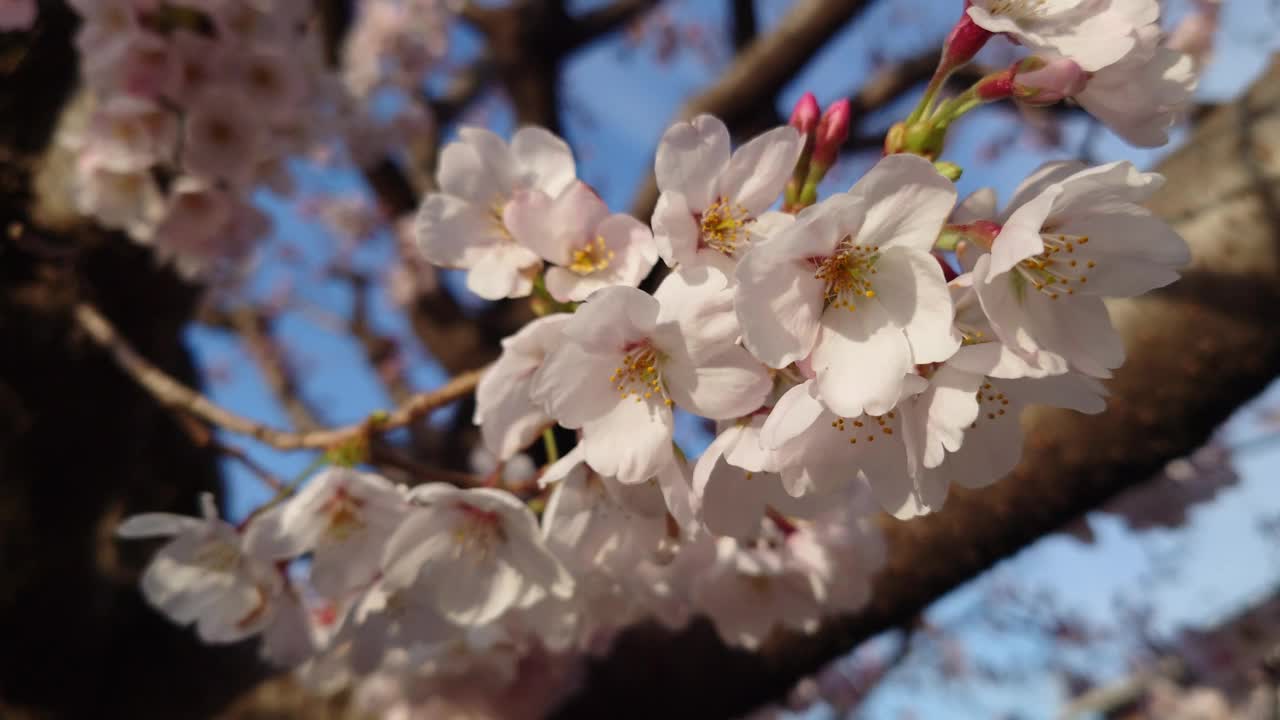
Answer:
60;0;336;277
117;0;1200;712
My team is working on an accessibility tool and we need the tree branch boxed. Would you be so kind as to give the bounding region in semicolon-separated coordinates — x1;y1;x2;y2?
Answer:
629;0;875;215
566;0;661;51
74;302;485;452
552;59;1280;720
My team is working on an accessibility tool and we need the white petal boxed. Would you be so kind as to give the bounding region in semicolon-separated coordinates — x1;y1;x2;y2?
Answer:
414;193;500;268
582;398;675;485
655;114;731;211
510;126;576;195
651;190;699;268
874;247;959;364
760;381;825;449
847;154;956;253
665;345;771;419
813;301;913;418
734;239;825;368
117;512;202;538
716;126;804;215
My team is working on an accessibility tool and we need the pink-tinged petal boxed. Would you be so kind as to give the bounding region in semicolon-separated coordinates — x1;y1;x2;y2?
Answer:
920;365;983;469
972;255;1051;364
813;301;913;418
582;398;675;485
760;381;826;450
510;126;576;195
874;247;960;364
657;459;699;533
546;214;655;302
437;552;525;625
503;189;563;263
854;433;920;519
464;244;538;300
847;154;957;252
1025;293;1123;378
655;114;731;211
414;193;500;268
653;266;742;361
477;370;549;460
952;187;998;223
444;127;516;201
652;190;699;267
538;444;587;488
716;125;804;215
1006;160;1085;214
989;185;1058;277
721;415;776;473
694;435;770;539
531;344;621;427
734;238;825;368
543;267;595;304
503;533;574;599
665;345;771;419
561;284;659;351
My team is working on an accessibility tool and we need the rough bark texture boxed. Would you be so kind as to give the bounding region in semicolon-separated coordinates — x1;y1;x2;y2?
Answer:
550;61;1280;719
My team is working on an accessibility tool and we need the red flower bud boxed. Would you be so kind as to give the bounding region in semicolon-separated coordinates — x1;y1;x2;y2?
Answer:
939;11;993;75
813;99;851;168
789;92;821;135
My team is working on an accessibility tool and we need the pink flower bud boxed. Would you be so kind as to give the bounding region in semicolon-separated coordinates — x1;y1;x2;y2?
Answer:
1013;57;1089;106
812;99;851;167
939;10;993;74
974;66;1017;102
789;92;821;135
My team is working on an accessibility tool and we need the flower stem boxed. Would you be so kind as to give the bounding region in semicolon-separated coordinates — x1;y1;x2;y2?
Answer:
542;427;559;464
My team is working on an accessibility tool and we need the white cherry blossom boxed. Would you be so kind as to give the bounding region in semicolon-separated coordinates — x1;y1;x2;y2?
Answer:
970;160;1190;377
415;126;577;300
381;485;573;627
1075;27;1198;147
651;114;803;273
474;313;571;461
117;493;280;643
735;153;960;418
245;467;408;598
531;268;771;485
693;412;826;540
505;180;658;302
967;0;1159;72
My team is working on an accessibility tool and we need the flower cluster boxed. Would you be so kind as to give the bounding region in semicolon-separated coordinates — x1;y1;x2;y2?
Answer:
62;0;335;277
118;0;1200;710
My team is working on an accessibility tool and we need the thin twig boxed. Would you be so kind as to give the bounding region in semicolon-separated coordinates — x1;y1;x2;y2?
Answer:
74;301;485;451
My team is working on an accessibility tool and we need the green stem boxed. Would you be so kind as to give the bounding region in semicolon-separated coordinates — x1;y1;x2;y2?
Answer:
542;427;559;464
906;71;948;126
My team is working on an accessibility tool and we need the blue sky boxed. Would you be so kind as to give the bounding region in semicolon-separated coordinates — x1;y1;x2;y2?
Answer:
183;0;1280;716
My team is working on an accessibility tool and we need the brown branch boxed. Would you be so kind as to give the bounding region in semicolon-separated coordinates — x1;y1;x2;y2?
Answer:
74;302;485;451
629;0;876;216
552;59;1280;719
730;0;758;53
565;0;661;51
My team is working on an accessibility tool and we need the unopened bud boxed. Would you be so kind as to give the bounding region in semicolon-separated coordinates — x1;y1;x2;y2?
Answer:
903;120;946;161
884;122;907;156
974;66;1016;102
939;11;993;75
789;92;821;135
1013;56;1089;106
812;99;851;169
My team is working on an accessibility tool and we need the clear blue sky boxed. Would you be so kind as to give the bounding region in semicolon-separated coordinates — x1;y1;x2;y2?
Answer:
184;0;1280;716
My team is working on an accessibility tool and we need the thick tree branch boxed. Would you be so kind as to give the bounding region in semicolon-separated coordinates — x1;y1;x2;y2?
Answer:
74;302;485;452
565;0;661;51
552;60;1280;720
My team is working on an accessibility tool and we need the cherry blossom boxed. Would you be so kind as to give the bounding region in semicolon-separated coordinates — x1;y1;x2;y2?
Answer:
415;127;577;300
117;493;280;643
380;485;573;626
966;0;1159;72
735;153;960;418
968;160;1190;377
651;114;803;273
1075;27;1198;147
505;181;658;302
474;313;571;461
245;468;409;598
531;268;771;485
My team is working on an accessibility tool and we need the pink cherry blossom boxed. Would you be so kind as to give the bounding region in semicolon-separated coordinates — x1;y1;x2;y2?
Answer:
735;153;960;418
652;114;803;273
